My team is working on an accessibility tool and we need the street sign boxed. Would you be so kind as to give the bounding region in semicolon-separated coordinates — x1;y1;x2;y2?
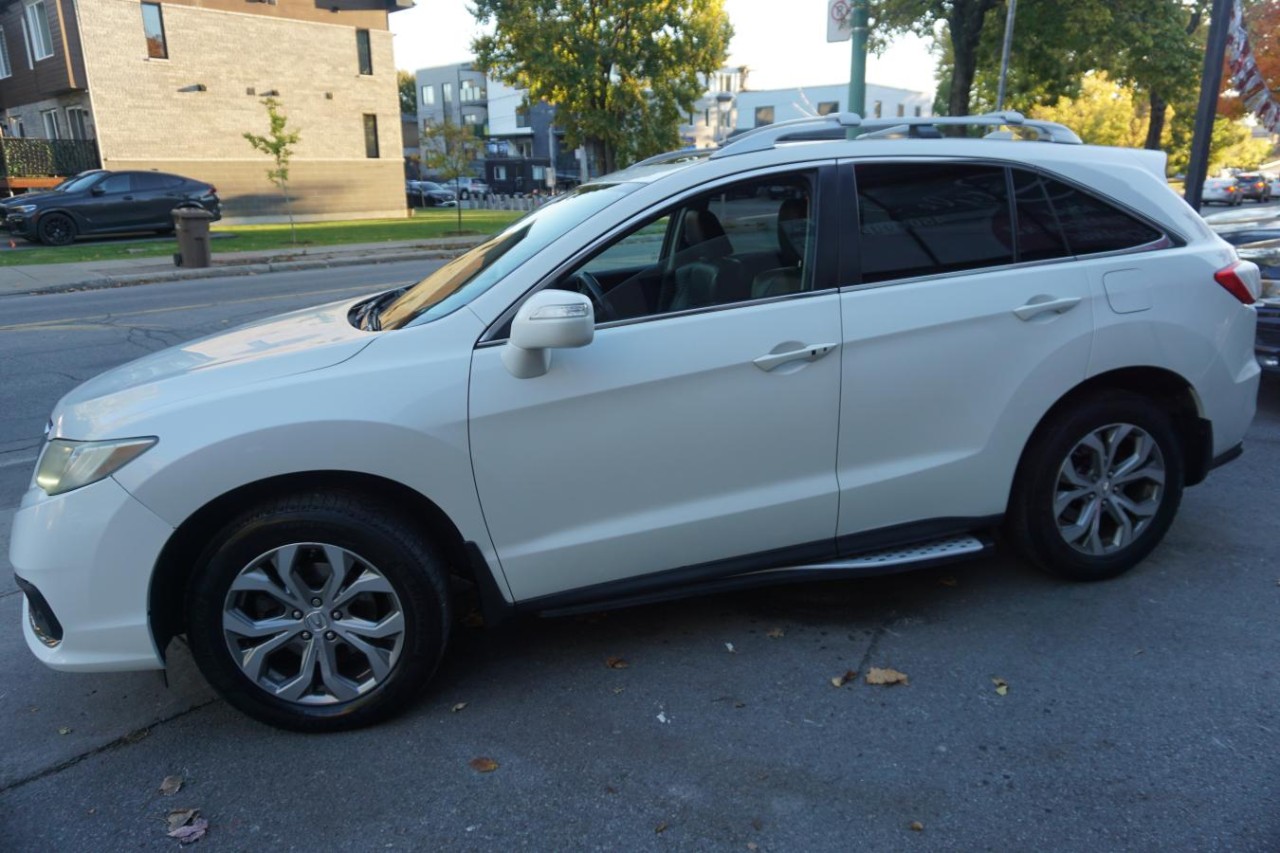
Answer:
828;0;852;42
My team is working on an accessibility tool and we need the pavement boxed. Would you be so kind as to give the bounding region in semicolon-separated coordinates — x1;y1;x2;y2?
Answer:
0;235;484;297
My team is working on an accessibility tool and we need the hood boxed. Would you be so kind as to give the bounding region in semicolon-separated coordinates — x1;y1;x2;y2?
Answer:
2;191;63;207
52;297;375;438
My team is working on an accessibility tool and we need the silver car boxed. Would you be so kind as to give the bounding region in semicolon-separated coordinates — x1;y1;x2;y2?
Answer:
1203;177;1244;206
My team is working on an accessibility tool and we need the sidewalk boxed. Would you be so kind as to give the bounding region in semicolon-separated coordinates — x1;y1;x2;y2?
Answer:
0;235;485;297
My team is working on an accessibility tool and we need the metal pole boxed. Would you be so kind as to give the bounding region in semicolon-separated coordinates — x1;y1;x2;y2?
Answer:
1185;0;1233;211
996;0;1017;111
846;0;869;138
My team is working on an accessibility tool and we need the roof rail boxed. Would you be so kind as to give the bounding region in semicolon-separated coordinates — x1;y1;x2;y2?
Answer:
710;110;1082;159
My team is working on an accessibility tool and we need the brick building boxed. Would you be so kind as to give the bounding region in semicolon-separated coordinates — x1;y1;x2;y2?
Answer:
0;0;409;221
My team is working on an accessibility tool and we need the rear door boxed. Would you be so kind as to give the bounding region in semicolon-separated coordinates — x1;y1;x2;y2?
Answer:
833;161;1096;547
132;172;184;227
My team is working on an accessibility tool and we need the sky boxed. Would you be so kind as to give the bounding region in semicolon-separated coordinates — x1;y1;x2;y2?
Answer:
389;0;939;97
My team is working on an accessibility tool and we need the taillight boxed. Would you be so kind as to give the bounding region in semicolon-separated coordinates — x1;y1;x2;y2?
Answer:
1214;261;1257;305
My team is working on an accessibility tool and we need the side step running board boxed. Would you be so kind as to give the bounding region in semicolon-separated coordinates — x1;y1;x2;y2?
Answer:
533;534;992;619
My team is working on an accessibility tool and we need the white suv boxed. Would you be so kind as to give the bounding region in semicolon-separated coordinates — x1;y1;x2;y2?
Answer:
10;112;1260;731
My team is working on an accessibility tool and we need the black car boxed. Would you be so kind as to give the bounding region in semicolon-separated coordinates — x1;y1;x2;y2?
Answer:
1234;173;1272;203
405;180;457;208
1;169;221;246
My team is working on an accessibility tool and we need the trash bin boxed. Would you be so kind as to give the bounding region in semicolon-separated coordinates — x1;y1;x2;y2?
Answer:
172;207;215;268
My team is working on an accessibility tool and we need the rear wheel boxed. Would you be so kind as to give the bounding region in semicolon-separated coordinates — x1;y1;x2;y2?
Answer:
186;492;451;731
1007;393;1184;581
37;213;76;246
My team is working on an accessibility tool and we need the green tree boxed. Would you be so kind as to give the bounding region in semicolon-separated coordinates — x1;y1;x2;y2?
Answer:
243;97;301;243
398;70;417;115
472;0;732;172
1028;72;1153;148
420;118;484;234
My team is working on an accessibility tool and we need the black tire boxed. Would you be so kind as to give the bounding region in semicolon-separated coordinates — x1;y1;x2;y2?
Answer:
186;491;451;732
37;213;76;246
1006;392;1184;581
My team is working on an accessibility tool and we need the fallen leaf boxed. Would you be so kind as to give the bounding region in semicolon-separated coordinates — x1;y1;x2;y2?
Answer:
57;726;72;735
751;818;764;831
865;667;909;686
158;775;183;796
468;757;499;773
166;809;199;832
938;576;958;587
734;702;746;709
992;677;1009;696
655;822;668;834
605;656;629;669
86;808;96;816
450;702;468;713
656;711;670;724
909;820;925;832
748;844;759;851
766;627;785;639
168;817;209;844
830;669;857;688
612;687;625;695
725;642;737;654
604;785;618;795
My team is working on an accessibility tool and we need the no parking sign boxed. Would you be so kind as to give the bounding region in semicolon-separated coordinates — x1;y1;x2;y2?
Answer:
827;0;852;42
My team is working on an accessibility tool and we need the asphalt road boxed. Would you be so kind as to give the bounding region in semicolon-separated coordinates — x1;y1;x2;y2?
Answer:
0;263;1278;850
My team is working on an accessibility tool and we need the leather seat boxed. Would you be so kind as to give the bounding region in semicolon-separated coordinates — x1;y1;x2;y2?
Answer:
751;197;809;299
664;209;746;311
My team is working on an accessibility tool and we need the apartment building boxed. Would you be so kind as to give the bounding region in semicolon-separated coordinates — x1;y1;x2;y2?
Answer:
0;0;409;221
734;82;932;132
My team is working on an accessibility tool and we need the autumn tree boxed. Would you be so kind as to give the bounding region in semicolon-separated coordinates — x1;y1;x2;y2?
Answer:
398;70;417;115
243;97;301;243
421;119;484;234
472;0;732;172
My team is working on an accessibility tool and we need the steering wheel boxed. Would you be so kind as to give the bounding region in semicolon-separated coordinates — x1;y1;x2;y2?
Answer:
569;270;617;322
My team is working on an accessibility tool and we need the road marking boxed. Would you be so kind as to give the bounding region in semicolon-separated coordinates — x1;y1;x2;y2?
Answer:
0;281;417;332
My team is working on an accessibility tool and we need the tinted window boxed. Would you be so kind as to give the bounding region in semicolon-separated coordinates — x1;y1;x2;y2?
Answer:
133;172;178;191
1011;169;1071;262
356;29;372;75
856;163;1013;283
98;174;132;194
1039;177;1163;255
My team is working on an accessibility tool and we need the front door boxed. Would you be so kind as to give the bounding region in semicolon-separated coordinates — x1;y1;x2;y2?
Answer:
469;167;845;602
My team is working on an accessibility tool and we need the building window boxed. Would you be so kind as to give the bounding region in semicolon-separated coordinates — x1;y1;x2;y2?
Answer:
754;106;774;127
816;101;838;116
141;3;167;60
40;109;60;139
515;107;529;128
442;82;453;105
23;0;55;63
421;85;435;107
896;103;905;117
363;114;379;158
10;117;25;137
493;165;507;180
460;79;484;102
873;100;882;118
462;112;480;125
356;29;372;75
914;106;922;117
66;107;91;140
0;27;12;78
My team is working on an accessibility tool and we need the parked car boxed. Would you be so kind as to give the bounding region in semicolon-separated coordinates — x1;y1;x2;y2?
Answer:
440;177;490;200
405;180;457;208
1202;177;1244;206
1234;173;1272;202
1257;299;1280;372
11;111;1261;732
1267;174;1280;197
0;169;220;245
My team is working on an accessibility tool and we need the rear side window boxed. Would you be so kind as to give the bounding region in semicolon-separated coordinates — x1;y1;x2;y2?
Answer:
133;173;180;191
856;163;1013;283
1038;176;1164;255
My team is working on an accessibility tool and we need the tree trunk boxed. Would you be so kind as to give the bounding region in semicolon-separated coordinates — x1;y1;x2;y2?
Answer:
1145;90;1167;150
947;0;999;122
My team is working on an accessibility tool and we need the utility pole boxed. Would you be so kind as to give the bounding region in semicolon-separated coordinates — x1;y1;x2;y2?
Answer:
1184;0;1233;210
996;0;1018;111
846;0;869;117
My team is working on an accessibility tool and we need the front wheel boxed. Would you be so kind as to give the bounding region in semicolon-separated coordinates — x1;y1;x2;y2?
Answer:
186;492;451;731
37;213;76;246
1006;393;1184;581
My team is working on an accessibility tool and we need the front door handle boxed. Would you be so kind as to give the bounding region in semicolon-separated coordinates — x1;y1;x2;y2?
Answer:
1013;296;1082;321
753;342;837;372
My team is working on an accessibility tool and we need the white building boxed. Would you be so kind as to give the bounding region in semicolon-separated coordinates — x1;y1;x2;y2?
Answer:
679;66;750;148
733;83;932;132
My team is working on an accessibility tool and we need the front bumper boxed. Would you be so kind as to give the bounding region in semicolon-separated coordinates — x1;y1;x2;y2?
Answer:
9;475;174;672
2;213;36;238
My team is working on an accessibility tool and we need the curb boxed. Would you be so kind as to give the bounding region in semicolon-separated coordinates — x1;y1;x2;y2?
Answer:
5;242;480;297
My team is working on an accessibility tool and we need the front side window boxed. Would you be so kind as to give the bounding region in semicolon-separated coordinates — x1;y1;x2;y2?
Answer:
363;114;379;158
550;171;820;325
98;174;132;194
856;162;1012;283
141;3;167;60
23;0;54;62
754;106;773;127
356;29;372;75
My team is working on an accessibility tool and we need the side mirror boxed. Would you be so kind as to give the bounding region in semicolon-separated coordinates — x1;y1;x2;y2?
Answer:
502;289;595;379
90;186;105;196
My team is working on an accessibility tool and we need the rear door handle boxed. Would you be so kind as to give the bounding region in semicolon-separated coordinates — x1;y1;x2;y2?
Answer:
1013;296;1082;321
753;343;837;372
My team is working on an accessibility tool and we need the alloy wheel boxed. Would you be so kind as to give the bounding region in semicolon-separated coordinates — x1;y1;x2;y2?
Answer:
1053;423;1166;556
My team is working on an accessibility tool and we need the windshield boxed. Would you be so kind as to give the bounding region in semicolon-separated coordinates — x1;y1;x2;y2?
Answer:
56;172;104;193
376;183;636;330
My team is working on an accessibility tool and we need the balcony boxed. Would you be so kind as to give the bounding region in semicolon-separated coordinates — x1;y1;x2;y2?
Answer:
0;139;101;192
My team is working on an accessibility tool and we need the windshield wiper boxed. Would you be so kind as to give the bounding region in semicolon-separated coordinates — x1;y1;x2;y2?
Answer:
353;287;408;332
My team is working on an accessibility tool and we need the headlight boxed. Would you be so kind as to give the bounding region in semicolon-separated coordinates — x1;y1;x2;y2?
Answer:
11;204;38;214
35;437;157;496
